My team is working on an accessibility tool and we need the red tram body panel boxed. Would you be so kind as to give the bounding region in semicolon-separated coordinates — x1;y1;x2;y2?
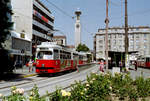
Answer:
137;56;150;69
36;59;78;74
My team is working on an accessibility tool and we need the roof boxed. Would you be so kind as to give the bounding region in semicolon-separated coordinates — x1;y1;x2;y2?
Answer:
37;42;62;49
98;26;150;31
53;36;66;39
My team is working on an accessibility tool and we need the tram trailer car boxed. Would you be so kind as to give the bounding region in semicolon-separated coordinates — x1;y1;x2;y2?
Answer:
137;55;150;69
78;52;88;65
35;42;88;74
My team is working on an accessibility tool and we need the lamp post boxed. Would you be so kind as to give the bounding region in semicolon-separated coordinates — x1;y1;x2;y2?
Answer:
125;0;129;70
105;0;109;71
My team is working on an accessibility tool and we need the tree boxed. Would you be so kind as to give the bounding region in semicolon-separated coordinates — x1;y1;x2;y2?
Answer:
76;44;90;52
0;0;14;74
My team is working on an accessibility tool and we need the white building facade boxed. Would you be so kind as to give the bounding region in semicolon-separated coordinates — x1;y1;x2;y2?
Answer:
6;0;33;65
94;26;150;60
6;0;54;66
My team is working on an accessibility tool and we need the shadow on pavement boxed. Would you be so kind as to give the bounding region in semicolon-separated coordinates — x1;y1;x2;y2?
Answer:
0;72;33;81
37;69;77;77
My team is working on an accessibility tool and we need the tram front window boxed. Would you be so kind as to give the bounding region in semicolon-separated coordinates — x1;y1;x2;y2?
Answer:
37;51;53;59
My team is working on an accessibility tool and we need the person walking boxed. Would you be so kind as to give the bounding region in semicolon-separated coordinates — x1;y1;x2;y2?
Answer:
99;60;104;72
119;61;123;72
134;61;137;71
28;59;33;72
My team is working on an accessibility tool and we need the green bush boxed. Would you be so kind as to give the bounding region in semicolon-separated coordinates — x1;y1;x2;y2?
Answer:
135;77;150;98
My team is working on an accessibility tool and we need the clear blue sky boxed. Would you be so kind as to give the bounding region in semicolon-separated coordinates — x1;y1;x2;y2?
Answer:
41;0;150;50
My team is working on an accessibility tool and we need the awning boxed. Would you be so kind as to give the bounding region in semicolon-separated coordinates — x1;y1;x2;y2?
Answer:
9;49;32;56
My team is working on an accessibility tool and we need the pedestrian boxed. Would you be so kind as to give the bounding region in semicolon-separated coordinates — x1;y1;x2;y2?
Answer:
119;61;123;72
99;60;104;72
134;61;137;71
28;59;33;72
13;60;17;72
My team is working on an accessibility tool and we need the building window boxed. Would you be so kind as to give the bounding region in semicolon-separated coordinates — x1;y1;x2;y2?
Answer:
144;39;147;43
118;34;122;38
99;45;103;49
12;37;31;51
136;40;139;43
136;35;139;39
99;40;103;43
33;24;47;34
136;45;140;49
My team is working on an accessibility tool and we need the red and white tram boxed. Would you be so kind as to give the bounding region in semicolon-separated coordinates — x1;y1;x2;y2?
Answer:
35;42;88;74
137;55;150;69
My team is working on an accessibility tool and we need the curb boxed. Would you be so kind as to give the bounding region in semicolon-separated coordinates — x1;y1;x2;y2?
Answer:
21;73;37;78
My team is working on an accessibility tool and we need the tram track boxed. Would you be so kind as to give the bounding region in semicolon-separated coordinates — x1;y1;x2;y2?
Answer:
0;64;98;96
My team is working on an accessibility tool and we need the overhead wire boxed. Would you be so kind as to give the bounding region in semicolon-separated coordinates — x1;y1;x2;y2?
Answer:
43;0;94;39
109;0;150;26
45;0;74;19
21;0;149;37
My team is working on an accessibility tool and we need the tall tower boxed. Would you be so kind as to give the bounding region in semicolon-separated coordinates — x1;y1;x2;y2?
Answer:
75;9;82;48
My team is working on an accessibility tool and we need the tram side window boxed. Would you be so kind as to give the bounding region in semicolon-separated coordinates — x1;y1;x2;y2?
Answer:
73;53;78;60
66;52;71;59
79;55;83;60
59;51;71;59
54;49;59;59
62;51;66;59
68;53;71;59
142;58;145;62
60;50;63;59
146;57;150;62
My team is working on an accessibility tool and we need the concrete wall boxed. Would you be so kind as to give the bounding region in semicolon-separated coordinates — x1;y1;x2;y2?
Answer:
11;0;33;40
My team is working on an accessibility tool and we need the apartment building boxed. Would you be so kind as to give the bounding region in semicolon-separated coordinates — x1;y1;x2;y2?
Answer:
6;0;54;66
32;0;54;58
94;26;150;60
